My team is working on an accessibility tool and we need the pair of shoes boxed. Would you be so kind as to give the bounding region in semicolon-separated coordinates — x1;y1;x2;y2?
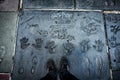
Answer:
46;57;69;72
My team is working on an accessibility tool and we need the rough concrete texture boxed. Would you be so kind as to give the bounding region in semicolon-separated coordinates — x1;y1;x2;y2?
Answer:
76;0;120;10
12;10;110;80
23;0;74;9
105;13;120;70
0;12;18;72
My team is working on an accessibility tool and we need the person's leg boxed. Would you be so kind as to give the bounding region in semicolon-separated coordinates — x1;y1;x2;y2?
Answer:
59;57;79;80
40;59;57;80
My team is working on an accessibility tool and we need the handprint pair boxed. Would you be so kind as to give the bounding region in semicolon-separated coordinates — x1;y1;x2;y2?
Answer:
20;37;43;50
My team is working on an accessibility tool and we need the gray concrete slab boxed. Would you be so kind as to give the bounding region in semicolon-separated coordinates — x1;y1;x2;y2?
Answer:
105;14;120;70
23;0;74;9
0;12;18;72
0;0;19;11
12;10;110;80
76;0;120;10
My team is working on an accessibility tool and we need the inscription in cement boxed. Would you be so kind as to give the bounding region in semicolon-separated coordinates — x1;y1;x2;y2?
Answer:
12;11;110;80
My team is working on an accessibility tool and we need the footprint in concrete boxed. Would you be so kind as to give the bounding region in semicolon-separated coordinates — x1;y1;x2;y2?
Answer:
95;56;103;79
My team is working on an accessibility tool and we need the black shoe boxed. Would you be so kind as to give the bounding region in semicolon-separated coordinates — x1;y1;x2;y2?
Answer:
60;57;69;70
46;59;57;72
